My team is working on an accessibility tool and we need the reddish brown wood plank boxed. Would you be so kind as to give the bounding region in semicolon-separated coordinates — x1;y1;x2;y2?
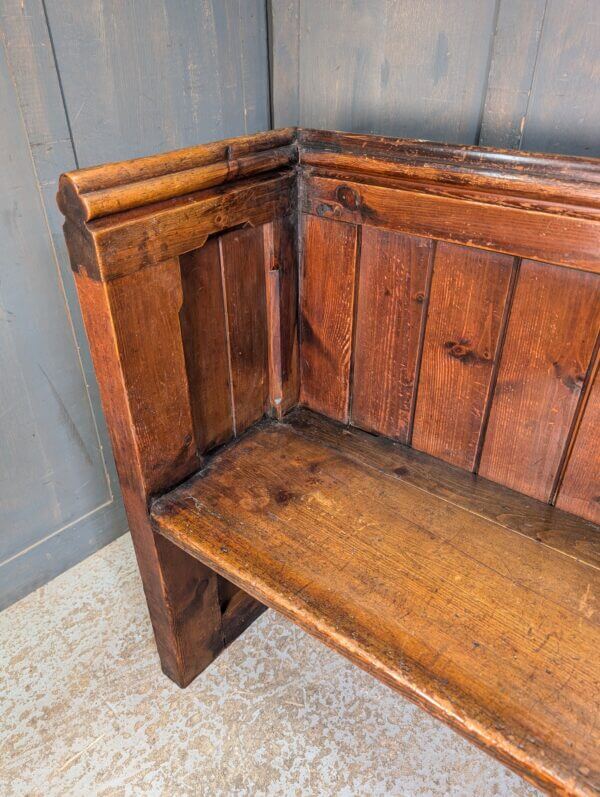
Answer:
556;360;600;524
73;268;223;687
152;418;600;796
300;214;358;422
351;228;432;442
101;258;200;493
274;216;300;414
412;243;515;470
301;175;600;274
479;260;600;501
263;218;300;418
220;226;269;434
179;239;233;452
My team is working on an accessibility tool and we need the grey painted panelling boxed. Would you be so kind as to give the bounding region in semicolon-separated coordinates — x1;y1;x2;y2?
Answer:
520;0;600;157
479;0;547;149
0;0;270;608
271;0;600;157
0;35;120;573
270;0;300;127
44;0;271;166
293;0;499;143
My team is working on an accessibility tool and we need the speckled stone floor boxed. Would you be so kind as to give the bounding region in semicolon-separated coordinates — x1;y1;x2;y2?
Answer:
1;533;541;797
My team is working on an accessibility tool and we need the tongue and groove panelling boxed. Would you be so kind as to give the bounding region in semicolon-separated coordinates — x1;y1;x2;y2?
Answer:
478;260;600;502
299;216;600;521
411;243;516;470
179;222;298;454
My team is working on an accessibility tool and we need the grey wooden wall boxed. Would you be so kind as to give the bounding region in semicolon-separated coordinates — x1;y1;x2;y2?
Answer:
0;0;270;609
270;0;600;157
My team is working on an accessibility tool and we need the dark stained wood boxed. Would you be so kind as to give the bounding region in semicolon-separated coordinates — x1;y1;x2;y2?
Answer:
263;217;300;417
479;260;600;501
286;408;600;570
68;173;295;282
556;357;600;525
179;240;233;452
58;127;296;219
274;216;300;414
300;215;358;422
95;258;200;494
351;228;432;442
302;175;600;274
72;268;224;687
412;243;515;470
220;226;269;435
152;415;600;796
61;127;600;791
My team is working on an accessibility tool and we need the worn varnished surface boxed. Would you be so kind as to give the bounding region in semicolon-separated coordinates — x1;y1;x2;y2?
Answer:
1;533;539;796
152;410;600;796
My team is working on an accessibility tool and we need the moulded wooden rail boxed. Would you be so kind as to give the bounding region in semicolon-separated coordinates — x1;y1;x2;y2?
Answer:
58;128;600;797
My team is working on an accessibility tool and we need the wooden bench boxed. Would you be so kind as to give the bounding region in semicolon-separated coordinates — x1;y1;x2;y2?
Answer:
58;128;600;796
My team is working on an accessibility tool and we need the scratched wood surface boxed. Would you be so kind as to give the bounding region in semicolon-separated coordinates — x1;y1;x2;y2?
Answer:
412;243;515;470
299;215;358;422
152;411;600;796
351;228;432;442
479;260;600;502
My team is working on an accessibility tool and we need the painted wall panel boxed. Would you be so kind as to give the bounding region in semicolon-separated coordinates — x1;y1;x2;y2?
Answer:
0;0;270;608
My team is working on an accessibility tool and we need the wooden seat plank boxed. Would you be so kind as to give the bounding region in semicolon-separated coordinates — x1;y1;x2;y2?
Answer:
151;412;600;796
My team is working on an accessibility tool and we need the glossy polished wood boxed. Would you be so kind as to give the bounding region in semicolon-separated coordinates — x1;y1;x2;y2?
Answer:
152;410;600;797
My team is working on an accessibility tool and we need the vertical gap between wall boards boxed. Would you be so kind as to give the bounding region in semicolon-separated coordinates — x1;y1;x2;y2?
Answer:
218;236;237;437
407;239;437;446
473;256;521;475
549;331;600;505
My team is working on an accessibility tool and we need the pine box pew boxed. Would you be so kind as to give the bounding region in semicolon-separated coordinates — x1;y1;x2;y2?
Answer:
57;128;600;796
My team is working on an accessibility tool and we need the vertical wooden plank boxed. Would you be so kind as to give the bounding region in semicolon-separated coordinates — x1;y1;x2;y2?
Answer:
412;243;514;471
263;223;284;416
479;260;600;501
556;363;600;524
43;0;270;166
73;268;223;687
351;228;432;442
300;215;358;422
519;0;600;157
274;215;300;414
296;0;497;143
478;0;547;149
104;259;200;494
269;0;301;127
220;226;270;434
179;240;233;452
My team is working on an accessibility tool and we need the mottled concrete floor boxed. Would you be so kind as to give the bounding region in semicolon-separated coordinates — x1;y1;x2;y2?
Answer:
1;534;540;797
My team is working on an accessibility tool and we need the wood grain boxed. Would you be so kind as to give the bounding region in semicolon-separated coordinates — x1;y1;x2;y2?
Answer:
286;408;600;569
556;360;600;524
220;226;269;434
302;175;600;273
479;260;600;501
179;240;233;452
263;218;300;417
73;268;223;687
351;228;432;441
412;243;515;470
152;416;600;796
299;215;358;422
